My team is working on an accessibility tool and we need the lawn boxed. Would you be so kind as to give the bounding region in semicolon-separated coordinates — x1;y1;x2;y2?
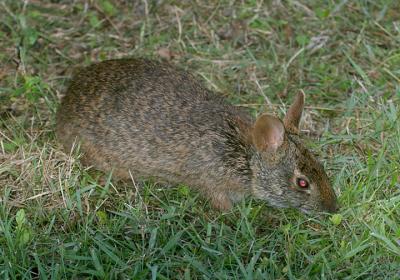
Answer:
0;0;399;279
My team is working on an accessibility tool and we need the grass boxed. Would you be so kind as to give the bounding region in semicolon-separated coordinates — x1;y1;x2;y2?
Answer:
0;0;399;279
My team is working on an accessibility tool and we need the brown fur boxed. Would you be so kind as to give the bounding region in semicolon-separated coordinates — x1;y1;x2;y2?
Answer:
252;114;285;152
284;91;305;134
56;58;338;213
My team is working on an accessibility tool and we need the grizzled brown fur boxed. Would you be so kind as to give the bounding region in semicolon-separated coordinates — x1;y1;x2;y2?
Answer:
56;58;338;213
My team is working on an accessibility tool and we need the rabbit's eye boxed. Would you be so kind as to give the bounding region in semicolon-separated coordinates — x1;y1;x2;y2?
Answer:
296;178;309;188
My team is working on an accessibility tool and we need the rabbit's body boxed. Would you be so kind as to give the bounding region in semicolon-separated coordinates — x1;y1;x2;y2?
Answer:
57;58;338;213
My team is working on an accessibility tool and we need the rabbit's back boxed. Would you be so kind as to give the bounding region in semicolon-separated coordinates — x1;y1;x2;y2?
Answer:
56;59;252;186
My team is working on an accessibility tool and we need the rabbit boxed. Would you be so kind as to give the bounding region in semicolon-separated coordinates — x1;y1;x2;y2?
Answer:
56;58;338;214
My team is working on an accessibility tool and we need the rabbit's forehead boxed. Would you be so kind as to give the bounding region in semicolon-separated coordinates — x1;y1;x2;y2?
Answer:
287;133;306;150
286;134;325;174
286;133;307;155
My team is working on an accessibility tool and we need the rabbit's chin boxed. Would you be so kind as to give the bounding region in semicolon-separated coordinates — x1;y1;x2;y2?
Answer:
299;206;335;217
299;207;314;215
260;197;291;210
261;196;321;215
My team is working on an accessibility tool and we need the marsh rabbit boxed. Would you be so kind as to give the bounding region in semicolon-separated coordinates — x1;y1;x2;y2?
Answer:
56;58;338;213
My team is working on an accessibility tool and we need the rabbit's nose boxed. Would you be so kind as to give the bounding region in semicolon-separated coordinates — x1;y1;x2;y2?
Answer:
324;200;339;213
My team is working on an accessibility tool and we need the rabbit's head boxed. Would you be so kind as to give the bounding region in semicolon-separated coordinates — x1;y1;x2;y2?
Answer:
249;92;338;214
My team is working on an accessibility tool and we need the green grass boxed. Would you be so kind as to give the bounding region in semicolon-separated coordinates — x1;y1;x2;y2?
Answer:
1;0;399;279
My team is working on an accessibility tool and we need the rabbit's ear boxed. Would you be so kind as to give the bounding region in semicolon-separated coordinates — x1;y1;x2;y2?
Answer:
252;114;285;152
283;91;305;134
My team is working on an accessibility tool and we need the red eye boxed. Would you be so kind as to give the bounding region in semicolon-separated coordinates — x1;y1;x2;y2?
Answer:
297;178;309;188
